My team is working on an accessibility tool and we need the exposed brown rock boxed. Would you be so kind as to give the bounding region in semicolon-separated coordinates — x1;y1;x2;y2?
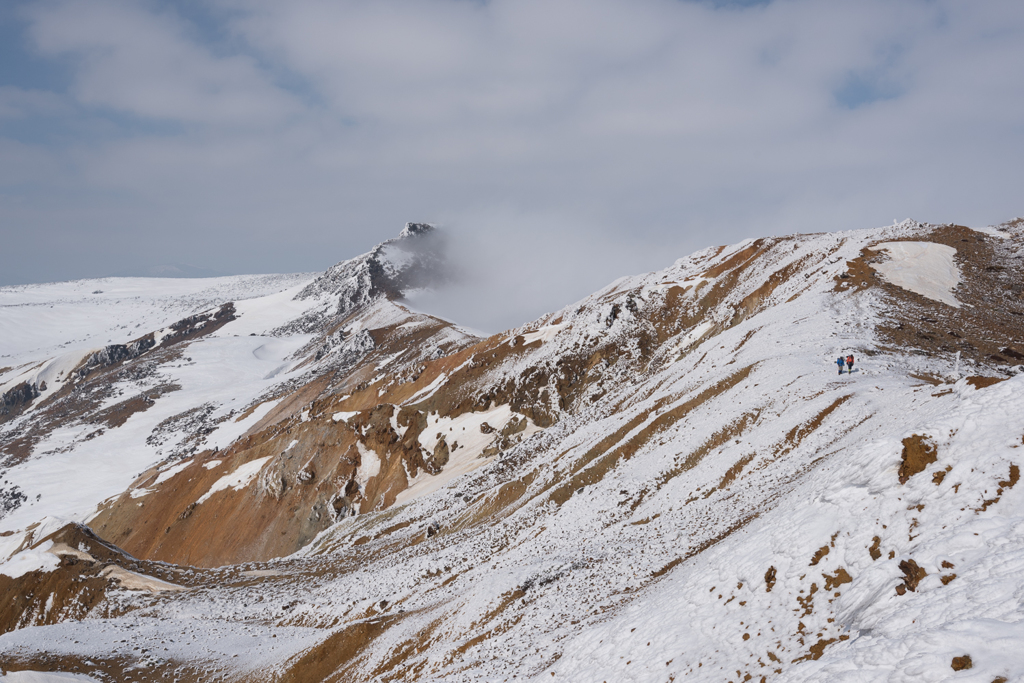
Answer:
896;559;927;594
966;376;1006;390
792;635;849;663
951;654;973;671
869;536;882;561
763;566;776;592
823;567;852;591
898;435;937;484
809;545;829;566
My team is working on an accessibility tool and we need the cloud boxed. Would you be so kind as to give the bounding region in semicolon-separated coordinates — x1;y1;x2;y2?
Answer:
406;208;679;334
0;85;67;119
1;0;1023;331
24;0;298;125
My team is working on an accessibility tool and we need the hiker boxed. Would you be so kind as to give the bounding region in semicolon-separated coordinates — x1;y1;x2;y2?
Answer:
836;356;845;375
846;354;855;374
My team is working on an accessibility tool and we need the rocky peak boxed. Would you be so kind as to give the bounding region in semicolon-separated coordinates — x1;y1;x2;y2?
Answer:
297;223;444;302
398;222;435;238
280;222;449;335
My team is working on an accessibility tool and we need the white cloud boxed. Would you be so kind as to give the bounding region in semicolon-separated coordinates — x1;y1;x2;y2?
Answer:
1;0;1023;330
25;0;298;126
0;86;68;119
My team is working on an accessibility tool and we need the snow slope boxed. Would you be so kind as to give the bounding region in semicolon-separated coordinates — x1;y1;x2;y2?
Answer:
0;273;313;367
0;219;1022;682
0;224;480;565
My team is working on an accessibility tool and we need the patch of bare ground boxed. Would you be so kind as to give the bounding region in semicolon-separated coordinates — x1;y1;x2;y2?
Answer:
966;375;1007;390
0;654;184;683
447;473;537;533
834;244;882;294
702;241;766;279
951;654;973;671
933;465;952;485
823;567;852;591
371;630;442;683
899;435;938;484
976;464;1019;512
895;558;927;595
861;225;1024;371
869;536;882;560
809;545;829;566
732;253;821;326
791;635;850;663
717;452;756;490
796;582;818;617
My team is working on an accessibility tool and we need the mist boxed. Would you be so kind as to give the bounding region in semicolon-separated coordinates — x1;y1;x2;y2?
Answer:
400;211;701;334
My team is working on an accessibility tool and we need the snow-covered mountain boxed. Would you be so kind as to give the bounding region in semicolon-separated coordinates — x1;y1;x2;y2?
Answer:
0;219;1022;682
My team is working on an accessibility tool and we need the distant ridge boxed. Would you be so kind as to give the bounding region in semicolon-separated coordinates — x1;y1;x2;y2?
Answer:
112;263;225;278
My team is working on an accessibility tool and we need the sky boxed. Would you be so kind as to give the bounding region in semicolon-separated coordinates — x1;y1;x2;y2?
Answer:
1;0;1023;332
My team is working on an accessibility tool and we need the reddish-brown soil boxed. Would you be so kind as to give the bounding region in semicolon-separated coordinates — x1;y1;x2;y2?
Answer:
899;435;938;485
951;654;973;671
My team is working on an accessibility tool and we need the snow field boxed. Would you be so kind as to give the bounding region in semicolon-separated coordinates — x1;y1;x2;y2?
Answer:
0;288;315;540
0;540;58;578
0;273;313;367
0;220;1018;681
872;241;961;308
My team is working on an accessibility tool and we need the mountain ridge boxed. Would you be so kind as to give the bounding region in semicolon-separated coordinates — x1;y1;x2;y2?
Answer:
0;218;1022;682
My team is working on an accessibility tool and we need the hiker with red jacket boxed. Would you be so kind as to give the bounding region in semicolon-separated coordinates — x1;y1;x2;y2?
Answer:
846;354;854;374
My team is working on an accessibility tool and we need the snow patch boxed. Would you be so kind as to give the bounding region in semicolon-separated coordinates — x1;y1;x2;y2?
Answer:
354;443;381;492
0;540;59;578
520;324;566;345
197;457;273;504
98;565;184;592
873;241;961;308
673;320;714;355
154;459;192;485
